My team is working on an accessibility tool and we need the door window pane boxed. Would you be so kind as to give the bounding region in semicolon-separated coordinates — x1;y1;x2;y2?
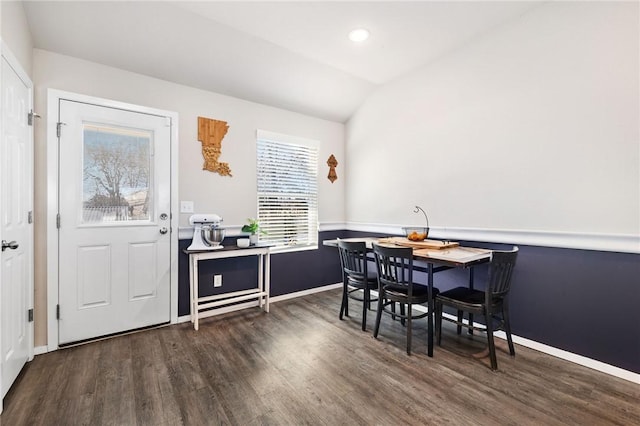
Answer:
82;124;153;223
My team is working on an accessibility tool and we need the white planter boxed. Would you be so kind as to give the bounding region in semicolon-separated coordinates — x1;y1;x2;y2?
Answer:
249;234;259;245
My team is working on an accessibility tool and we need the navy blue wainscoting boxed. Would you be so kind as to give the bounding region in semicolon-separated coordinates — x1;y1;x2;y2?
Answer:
178;230;346;316
179;230;640;374
344;231;640;374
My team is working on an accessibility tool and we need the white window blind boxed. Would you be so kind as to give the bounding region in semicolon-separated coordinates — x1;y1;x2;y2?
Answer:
256;130;319;249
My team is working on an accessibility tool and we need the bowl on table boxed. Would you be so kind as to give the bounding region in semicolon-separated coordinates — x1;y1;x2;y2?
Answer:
202;226;225;247
402;227;429;242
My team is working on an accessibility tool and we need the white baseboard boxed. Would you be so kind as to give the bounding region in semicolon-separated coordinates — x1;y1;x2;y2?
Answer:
34;345;48;355
504;331;639;384
176;283;343;325
270;283;342;303
434;308;639;384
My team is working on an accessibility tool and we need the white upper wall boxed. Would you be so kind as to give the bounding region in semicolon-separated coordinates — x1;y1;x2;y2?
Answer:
32;49;346;229
1;0;33;75
346;2;639;239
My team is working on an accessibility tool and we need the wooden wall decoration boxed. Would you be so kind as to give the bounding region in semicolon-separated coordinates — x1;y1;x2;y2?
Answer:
327;154;338;183
197;116;232;176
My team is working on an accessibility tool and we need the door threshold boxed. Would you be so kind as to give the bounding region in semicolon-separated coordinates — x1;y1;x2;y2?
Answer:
58;322;170;348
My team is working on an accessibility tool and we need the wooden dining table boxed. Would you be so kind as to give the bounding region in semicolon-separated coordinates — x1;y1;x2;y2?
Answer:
323;236;493;357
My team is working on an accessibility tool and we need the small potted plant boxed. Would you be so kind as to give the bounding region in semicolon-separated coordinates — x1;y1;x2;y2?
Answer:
241;218;265;245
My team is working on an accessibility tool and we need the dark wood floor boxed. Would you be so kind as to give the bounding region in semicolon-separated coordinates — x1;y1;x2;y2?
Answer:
2;289;639;425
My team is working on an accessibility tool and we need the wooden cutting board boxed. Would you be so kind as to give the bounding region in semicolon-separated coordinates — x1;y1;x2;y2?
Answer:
378;236;459;250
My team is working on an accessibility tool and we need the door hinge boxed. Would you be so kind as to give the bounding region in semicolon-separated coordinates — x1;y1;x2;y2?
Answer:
56;122;66;138
56;213;61;229
56;304;60;320
28;110;41;126
28;308;34;322
28;210;33;224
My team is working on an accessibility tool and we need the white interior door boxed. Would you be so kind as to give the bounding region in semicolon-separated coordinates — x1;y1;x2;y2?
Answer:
1;54;33;399
58;100;171;344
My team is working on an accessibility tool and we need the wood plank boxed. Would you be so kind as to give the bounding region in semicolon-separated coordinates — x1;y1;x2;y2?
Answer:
413;246;492;265
1;289;638;425
378;236;460;249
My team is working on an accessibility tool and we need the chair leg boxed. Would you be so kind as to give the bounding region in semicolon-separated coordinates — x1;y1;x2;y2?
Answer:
503;301;515;356
344;288;349;318
468;313;474;335
339;282;347;320
362;288;368;331
373;291;384;338
435;301;442;345
456;310;463;335
485;311;498;370
390;302;396;320
406;303;412;355
400;304;406;327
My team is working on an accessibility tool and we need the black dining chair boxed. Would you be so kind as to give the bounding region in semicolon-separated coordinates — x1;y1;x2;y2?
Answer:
372;243;439;355
337;240;378;331
435;246;519;370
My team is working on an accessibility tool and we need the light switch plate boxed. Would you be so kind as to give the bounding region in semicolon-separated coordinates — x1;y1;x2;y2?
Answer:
180;201;194;213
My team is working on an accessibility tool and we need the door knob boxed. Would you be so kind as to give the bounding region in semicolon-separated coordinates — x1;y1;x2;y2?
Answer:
159;227;168;235
1;240;19;251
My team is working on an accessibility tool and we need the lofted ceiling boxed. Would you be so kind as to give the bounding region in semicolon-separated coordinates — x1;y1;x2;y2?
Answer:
23;1;541;123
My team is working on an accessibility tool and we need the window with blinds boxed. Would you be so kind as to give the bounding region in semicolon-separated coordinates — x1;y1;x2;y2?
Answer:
256;130;319;250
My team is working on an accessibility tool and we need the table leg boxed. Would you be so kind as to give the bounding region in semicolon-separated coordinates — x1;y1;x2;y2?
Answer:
428;262;434;357
189;255;194;324
258;253;264;310
193;256;199;331
468;268;475;335
265;251;271;313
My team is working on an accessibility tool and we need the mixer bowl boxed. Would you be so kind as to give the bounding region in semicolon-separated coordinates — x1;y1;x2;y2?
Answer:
202;226;225;247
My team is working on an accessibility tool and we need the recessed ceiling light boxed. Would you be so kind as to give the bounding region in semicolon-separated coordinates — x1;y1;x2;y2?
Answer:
348;28;370;43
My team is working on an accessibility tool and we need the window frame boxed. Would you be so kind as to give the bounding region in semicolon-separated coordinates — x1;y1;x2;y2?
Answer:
256;129;319;253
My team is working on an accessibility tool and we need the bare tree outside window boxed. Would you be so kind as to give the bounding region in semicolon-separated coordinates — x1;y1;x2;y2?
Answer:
82;125;152;223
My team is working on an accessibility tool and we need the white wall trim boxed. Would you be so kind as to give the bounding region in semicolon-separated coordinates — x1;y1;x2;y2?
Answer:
34;346;48;356
176;283;342;324
270;283;343;302
438;311;640;384
46;89;179;351
45;90;59;352
1;41;36;414
180;222;343;240
341;222;639;254
318;222;345;232
183;222;638;253
392;301;639;384
504;332;639;384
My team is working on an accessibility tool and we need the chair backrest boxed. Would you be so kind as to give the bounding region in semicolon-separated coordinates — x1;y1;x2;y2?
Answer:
372;243;414;295
487;246;519;300
337;240;369;283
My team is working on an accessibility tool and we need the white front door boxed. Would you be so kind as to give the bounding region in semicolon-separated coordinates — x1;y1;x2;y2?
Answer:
1;54;33;399
58;100;171;344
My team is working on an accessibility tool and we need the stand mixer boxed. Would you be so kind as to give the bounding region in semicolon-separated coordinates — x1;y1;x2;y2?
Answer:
187;214;225;250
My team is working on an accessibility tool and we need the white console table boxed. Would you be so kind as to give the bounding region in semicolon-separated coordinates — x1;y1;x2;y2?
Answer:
185;245;271;330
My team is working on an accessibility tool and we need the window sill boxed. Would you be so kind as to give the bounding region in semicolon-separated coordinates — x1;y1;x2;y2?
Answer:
270;244;318;254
